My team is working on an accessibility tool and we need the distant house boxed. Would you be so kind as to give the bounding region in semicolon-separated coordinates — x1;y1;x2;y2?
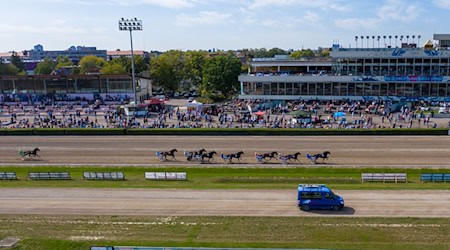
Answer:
107;50;149;61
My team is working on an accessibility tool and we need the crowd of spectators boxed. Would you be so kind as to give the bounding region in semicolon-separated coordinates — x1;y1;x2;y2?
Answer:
1;94;449;129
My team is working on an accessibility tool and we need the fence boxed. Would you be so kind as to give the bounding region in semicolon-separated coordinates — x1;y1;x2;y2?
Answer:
145;172;187;181
28;172;71;180
83;172;125;180
0;172;17;180
421;173;450;182
361;173;407;183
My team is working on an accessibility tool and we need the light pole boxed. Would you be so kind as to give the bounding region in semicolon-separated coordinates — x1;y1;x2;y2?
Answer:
119;17;143;104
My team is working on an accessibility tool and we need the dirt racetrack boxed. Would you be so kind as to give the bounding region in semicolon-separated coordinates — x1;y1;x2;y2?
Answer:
0;135;449;167
1;136;450;218
0;188;449;218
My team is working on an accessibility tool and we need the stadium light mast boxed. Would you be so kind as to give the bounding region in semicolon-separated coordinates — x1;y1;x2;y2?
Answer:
118;17;143;104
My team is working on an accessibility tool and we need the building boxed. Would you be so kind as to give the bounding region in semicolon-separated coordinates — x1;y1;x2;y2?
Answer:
107;50;149;60
239;34;450;101
0;74;151;102
27;44;107;62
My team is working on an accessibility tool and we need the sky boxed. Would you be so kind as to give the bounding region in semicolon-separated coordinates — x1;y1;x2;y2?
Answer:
1;0;450;52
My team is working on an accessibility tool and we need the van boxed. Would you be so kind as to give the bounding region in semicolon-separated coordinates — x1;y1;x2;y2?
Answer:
297;184;344;211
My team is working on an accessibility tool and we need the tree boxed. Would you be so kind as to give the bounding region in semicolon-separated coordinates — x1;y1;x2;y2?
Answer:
10;52;25;72
149;50;184;92
290;49;315;59
114;55;148;75
79;55;105;74
100;61;127;74
202;54;242;97
34;57;56;75
0;62;19;75
55;56;73;68
183;50;207;90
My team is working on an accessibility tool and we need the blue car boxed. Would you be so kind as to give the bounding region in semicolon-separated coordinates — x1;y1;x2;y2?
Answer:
297;184;344;211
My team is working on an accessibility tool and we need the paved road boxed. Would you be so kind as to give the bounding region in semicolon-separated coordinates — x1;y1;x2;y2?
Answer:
1;136;450;166
0;188;449;218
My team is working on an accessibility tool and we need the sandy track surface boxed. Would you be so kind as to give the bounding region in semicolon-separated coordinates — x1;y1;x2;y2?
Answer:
1;135;450;167
0;188;448;218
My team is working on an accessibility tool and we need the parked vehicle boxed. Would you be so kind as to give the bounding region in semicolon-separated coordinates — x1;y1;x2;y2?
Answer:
297;184;344;211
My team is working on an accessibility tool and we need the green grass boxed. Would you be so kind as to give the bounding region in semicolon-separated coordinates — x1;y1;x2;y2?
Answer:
1;215;449;250
1;166;449;190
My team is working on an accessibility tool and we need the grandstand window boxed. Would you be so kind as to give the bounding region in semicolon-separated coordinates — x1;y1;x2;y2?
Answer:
293;83;300;95
308;83;317;95
348;83;356;96
380;83;388;96
324;83;332;95
286;82;293;95
316;82;324;95
270;82;277;95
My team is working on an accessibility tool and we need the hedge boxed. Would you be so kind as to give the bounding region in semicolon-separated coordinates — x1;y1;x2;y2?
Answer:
0;128;448;136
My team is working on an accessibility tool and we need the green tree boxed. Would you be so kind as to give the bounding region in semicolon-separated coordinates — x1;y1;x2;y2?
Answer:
55;56;73;68
34;57;56;75
183;50;207;90
100;61;127;74
202;54;242;97
79;55;105;74
114;55;148;75
290;49;315;59
0;62;19;75
149;50;184;92
10;52;25;72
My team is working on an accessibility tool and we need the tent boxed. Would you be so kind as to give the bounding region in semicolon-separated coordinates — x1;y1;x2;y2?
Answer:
333;112;346;118
186;100;203;111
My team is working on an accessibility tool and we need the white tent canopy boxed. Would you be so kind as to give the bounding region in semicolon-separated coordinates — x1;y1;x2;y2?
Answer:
186;100;203;111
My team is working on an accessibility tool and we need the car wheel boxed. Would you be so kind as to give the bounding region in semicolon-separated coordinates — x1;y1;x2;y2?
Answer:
301;205;310;211
332;205;339;211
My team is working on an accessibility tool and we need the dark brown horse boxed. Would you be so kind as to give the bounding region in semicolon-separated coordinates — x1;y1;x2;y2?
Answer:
221;151;244;163
255;151;278;162
312;151;331;163
19;148;40;158
286;152;301;163
200;151;217;163
161;149;178;160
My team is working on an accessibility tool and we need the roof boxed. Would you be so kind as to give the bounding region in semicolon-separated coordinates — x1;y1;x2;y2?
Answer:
298;184;330;192
107;50;148;56
424;39;434;46
0;52;25;58
433;34;450;40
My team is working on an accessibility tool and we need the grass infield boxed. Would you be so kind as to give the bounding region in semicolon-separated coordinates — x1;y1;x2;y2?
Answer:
0;166;449;190
0;215;449;250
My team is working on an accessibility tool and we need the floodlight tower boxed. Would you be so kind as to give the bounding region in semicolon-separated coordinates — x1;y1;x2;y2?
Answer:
118;17;143;104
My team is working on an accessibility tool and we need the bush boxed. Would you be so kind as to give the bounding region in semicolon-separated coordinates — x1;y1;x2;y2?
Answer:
64;128;126;135
0;129;34;135
33;128;66;135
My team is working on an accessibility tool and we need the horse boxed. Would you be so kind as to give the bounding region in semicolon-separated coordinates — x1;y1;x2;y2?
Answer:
184;149;206;161
200;151;217;163
312;151;331;163
19;148;40;158
285;152;301;163
278;152;301;164
221;151;244;163
255;151;278;162
161;149;178;161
